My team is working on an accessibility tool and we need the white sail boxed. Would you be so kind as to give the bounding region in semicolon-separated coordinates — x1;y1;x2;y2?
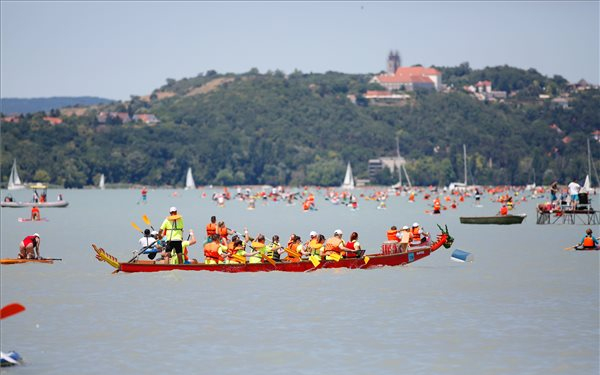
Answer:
185;167;196;190
341;162;355;189
449;144;468;191
582;174;591;193
99;174;105;190
8;159;25;190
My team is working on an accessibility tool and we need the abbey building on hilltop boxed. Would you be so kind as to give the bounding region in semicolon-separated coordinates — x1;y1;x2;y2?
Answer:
371;51;442;92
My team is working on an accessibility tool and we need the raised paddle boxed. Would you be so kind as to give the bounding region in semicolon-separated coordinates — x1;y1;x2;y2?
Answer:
142;214;155;231
131;221;142;233
0;303;25;319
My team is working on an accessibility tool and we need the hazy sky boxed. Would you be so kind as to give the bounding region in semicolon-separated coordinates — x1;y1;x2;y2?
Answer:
1;1;598;100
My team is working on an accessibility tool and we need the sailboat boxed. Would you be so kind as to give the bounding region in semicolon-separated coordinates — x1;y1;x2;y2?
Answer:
391;136;412;190
185;167;196;190
341;162;355;189
7;159;25;190
448;144;468;191
98;174;105;190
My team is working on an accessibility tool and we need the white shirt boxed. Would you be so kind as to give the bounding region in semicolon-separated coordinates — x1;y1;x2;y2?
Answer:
139;236;157;248
568;182;580;195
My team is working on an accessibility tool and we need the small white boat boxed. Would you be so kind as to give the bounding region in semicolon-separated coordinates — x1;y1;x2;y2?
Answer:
185;167;195;190
7;159;25;190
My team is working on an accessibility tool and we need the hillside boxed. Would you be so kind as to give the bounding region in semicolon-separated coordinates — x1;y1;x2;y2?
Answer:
0;96;114;115
1;66;598;188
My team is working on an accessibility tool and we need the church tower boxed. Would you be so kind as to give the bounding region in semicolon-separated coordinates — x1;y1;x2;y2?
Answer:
387;50;401;74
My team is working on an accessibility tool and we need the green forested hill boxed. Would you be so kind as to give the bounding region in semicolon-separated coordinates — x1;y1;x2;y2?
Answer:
1;67;598;188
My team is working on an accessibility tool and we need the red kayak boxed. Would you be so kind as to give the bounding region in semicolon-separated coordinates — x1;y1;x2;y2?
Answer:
93;226;454;273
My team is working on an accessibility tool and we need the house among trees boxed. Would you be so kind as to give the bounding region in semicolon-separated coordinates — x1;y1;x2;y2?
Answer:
132;114;159;125
464;80;507;101
97;112;131;124
43;116;63;125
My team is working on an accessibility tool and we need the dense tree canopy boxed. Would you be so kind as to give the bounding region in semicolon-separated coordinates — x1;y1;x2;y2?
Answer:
2;65;598;188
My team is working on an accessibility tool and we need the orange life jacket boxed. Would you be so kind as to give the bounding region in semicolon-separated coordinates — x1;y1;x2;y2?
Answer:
325;237;343;254
433;199;441;210
287;243;301;262
583;236;595;248
386;230;398;241
204;242;222;262
206;223;217;236
411;227;420;242
500;206;508;216
219;226;228;238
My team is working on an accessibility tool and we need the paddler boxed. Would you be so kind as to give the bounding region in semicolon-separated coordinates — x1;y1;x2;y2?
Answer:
324;229;351;260
578;228;599;249
344;232;363;258
18;233;41;259
160;206;184;264
30;206;40;221
409;223;423;245
499;204;508;216
139;229;159;260
226;236;248;264
170;230;197;264
248;234;268;264
204;234;226;264
266;235;284;262
206;216;217;242
386;226;400;242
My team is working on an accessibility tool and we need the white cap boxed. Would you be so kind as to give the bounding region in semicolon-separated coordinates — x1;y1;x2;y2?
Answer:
412;222;419;227
150;230;158;236
334;229;343;235
169;206;177;213
310;231;317;237
402;226;409;230
33;233;40;237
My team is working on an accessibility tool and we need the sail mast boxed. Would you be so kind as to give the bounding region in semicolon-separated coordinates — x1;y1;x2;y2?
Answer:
396;136;402;187
463;144;467;186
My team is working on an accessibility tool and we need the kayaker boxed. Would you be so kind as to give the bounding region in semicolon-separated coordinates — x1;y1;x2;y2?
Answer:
160;207;184;264
499;204;508;216
30;206;40;221
433;197;442;214
578;228;599;249
18;233;40;259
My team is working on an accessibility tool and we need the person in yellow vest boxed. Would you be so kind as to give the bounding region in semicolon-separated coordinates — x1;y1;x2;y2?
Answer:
324;229;351;260
266;235;283;262
160;207;184;264
204;234;226;264
170;230;197;264
248;234;267;264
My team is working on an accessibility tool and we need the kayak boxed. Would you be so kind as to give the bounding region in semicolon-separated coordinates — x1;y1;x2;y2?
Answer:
0;258;58;265
93;226;454;273
459;213;526;225
18;218;49;222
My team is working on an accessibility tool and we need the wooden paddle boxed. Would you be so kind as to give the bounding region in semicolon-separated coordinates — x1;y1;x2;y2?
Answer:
0;303;25;319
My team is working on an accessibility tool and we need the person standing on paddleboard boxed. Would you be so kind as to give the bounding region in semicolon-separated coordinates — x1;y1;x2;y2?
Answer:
18;233;41;259
160;207;184;264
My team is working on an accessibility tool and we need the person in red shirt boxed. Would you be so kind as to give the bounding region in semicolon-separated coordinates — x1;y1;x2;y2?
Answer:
19;233;41;259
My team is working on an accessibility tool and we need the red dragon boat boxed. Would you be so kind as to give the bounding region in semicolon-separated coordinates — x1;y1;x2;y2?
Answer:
92;226;453;274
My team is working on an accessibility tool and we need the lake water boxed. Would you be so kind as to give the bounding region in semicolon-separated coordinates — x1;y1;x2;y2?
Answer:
1;188;598;375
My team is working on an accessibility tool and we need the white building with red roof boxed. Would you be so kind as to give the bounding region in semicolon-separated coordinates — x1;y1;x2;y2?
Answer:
371;66;442;92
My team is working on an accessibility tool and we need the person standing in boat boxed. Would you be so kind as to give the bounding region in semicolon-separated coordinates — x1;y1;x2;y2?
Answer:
18;233;41;259
30;206;40;221
160;207;184;264
578;228;598;249
567;179;581;210
399;226;411;252
550;181;559;205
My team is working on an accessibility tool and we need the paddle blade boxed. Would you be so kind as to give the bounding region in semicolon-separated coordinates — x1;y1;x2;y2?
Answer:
363;256;370;264
131;221;142;233
142;214;151;226
0;303;25;319
309;255;320;268
329;253;341;262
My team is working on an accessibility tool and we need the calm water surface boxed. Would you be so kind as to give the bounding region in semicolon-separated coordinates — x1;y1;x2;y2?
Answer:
1;188;598;375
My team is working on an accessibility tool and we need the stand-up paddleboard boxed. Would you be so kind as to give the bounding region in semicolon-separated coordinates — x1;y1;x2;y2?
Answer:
0;258;60;265
18;218;49;222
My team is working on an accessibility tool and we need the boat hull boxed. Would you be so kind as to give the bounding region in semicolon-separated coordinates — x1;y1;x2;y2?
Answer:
1;200;69;208
460;214;526;225
93;232;452;273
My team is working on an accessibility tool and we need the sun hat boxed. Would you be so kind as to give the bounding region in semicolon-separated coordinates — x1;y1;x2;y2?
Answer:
33;233;40;237
310;231;317;237
169;206;177;213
